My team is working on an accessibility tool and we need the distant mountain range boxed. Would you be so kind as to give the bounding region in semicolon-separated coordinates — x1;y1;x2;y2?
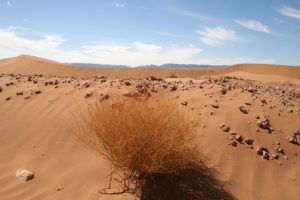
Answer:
69;63;129;68
69;63;226;69
136;64;226;68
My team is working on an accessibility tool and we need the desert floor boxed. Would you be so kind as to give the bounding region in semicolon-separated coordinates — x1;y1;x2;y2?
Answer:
0;55;300;200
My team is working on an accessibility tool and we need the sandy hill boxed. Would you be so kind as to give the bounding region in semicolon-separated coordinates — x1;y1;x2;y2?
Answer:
0;55;300;200
0;55;299;80
0;55;75;76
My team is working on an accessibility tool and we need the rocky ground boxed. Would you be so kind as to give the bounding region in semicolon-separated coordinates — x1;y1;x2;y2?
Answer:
0;72;300;200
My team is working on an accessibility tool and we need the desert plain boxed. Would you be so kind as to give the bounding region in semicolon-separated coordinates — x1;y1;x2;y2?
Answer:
0;55;300;200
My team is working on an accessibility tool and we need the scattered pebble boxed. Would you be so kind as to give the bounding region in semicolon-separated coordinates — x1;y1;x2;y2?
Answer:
181;101;188;106
239;106;248;114
211;102;219;108
229;140;237;147
85;92;93;98
272;154;279;160
221;88;227;95
56;187;64;191
234;134;243;143
219;124;230;132
256;146;269;160
170;85;177;91
124;81;131;86
16;169;34;182
288;136;298;145
100;94;110;101
256;117;273;133
245;138;254;145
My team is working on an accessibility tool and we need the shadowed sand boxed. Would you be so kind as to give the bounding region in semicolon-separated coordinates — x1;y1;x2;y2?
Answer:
141;167;235;200
0;55;299;200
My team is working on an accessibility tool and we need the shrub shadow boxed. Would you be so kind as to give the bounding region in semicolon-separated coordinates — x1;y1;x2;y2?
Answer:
141;166;235;200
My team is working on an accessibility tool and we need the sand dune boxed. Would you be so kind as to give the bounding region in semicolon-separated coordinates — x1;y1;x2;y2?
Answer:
0;55;299;80
0;55;300;200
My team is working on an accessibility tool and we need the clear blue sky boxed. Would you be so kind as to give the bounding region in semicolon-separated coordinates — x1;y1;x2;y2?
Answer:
0;0;300;66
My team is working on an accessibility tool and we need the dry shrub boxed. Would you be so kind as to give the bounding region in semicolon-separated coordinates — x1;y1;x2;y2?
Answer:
78;95;202;196
170;73;178;78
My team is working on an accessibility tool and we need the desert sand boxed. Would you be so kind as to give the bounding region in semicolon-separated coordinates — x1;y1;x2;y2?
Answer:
0;55;300;200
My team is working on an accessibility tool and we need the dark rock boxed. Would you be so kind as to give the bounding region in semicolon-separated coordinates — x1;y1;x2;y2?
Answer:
5;82;14;86
262;151;269;159
124;81;131;86
151;87;158;93
275;146;284;154
256;117;272;133
170;85;177;91
288;136;298;145
136;81;149;94
221;88;227;95
219;123;226;129
245;138;254;145
248;88;257;93
234;134;243;143
293;130;300;137
229;140;237;147
85;92;93;98
230;131;237;136
136;81;149;89
100;94;110;101
181;101;188;106
222;125;230;132
56;187;64;191
211;102;219;108
272;154;279;160
239;106;248;114
84;83;91;88
256;146;270;159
